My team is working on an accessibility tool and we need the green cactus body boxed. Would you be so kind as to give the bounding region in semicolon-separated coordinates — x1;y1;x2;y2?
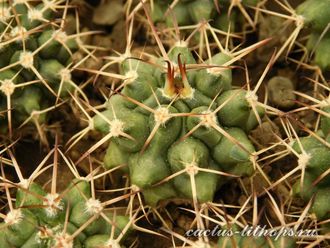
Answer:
4;209;38;247
310;35;330;71
84;235;121;248
213;10;237;31
172;159;220;202
321;106;330;135
0;228;11;248
10;50;40;81
217;234;269;248
240;236;270;248
150;2;167;23
186;106;223;147
16;182;46;208
217;224;296;248
305;147;330;177
14;87;43;120
151;0;215;26
168;137;210;171
292;136;330;182
187;0;215;23
38;30;64;59
99;44;259;206
166;2;192;26
310;187;330;220
292;136;330;219
81;212;131;246
104;141;130;172
64;179;92;206
270;236;296;248
149;0;257;38
1;179;131;247
70;201;106;236
103;213;132;238
39;59;65;83
216;89;264;131
129;147;172;189
291;136;324;153
292;172;317;201
143;182;178;206
0;1;83;133
213;127;255;176
195;53;232;98
296;0;330;32
306;32;330;71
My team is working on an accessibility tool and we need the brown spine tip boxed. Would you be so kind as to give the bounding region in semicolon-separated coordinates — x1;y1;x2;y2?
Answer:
164;60;176;97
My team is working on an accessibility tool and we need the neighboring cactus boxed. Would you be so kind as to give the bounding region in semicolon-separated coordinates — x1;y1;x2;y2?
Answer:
306;32;330;71
295;0;330;32
0;174;133;248
0;143;136;248
291;134;330;220
294;0;330;70
257;0;330;65
0;0;90;140
217;232;296;248
149;0;258;30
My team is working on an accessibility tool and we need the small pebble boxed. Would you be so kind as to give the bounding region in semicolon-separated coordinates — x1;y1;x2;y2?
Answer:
267;76;296;109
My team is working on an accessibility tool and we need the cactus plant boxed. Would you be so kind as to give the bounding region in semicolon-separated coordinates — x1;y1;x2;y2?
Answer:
0;0;92;141
70;33;274;209
149;0;259;30
0;145;135;248
291;135;330;220
1;0;330;247
0;179;133;247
